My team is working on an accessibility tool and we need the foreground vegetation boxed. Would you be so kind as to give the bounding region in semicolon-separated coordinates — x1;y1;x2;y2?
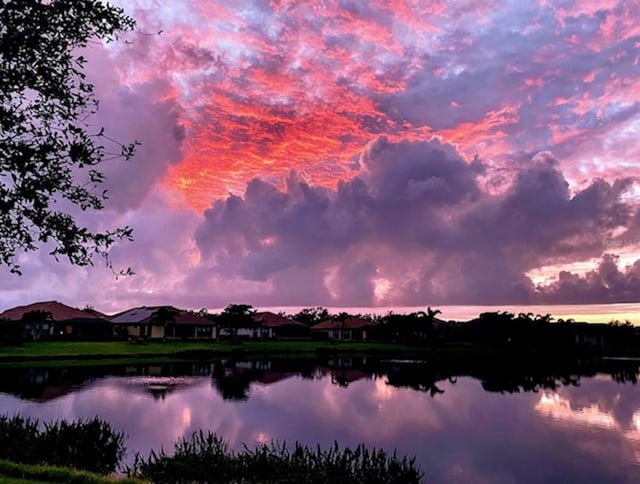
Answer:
0;460;143;484
0;416;423;484
0;415;124;474
126;431;423;483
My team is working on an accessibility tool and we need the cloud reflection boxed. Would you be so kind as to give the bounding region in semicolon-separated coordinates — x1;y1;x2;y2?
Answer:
1;369;639;482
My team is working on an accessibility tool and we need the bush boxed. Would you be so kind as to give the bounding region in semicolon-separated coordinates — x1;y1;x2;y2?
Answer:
0;459;144;484
126;430;424;483
0;320;23;345
0;415;125;474
0;415;40;463
0;415;424;483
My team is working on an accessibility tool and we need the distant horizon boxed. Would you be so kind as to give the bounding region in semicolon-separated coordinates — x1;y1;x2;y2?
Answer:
240;303;640;325
3;299;639;325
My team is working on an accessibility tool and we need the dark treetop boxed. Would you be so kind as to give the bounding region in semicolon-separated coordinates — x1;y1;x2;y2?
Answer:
0;0;136;274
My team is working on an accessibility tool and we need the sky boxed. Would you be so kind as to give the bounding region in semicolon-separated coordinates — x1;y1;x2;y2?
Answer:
2;0;640;317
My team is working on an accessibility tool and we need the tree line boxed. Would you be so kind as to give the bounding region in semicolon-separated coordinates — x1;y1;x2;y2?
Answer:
1;303;637;349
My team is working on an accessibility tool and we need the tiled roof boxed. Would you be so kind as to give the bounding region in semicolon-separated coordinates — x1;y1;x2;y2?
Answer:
109;307;158;324
253;312;307;328
311;316;376;331
109;306;214;325
173;312;214;325
0;301;104;322
83;308;108;318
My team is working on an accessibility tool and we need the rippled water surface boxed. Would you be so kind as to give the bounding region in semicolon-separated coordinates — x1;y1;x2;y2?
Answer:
1;358;639;483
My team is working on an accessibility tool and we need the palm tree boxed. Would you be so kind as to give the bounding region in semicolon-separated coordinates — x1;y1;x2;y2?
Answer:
535;313;554;325
425;307;442;343
426;307;442;320
149;306;178;340
333;312;350;341
517;312;534;322
556;317;574;325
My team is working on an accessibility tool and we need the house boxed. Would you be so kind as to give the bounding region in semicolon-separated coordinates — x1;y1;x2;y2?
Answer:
311;316;377;341
0;301;112;340
252;312;310;339
109;306;216;340
109;307;163;339
168;311;217;340
217;324;260;340
571;322;608;347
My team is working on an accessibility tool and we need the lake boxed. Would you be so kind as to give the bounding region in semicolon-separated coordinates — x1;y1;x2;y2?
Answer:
0;357;639;483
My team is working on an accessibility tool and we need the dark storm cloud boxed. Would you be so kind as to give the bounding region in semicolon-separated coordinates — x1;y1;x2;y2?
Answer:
537;255;640;304
194;137;639;305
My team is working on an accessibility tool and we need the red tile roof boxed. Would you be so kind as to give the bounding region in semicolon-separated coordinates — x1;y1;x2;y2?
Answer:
253;312;307;328
83;308;108;318
311;316;376;331
173;311;215;325
0;301;104;322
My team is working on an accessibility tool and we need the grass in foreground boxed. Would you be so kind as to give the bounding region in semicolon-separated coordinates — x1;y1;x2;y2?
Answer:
0;413;423;484
0;460;145;484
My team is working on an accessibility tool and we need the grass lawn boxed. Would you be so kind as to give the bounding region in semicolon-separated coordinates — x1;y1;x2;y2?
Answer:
1;340;625;366
0;460;145;484
0;478;45;483
0;479;50;483
0;340;430;364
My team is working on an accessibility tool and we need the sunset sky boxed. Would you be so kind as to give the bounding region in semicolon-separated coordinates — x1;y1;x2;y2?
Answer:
2;0;640;318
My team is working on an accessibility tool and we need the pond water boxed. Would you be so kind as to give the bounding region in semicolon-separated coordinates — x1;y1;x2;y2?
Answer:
1;357;639;483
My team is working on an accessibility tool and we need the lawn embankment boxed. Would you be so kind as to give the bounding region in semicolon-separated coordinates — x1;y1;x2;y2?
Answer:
0;340;427;366
1;340;637;367
0;460;145;484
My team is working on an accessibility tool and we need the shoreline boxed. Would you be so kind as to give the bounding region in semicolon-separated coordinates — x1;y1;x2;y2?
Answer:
2;340;639;367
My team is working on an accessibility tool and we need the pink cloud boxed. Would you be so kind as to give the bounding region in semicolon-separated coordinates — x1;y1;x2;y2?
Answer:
1;0;639;310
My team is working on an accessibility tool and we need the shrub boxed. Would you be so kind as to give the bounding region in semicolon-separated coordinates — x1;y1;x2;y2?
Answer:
0;415;125;474
126;431;424;483
0;320;23;345
0;459;144;484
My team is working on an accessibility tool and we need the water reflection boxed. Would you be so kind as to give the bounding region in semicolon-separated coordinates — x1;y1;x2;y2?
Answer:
0;358;639;483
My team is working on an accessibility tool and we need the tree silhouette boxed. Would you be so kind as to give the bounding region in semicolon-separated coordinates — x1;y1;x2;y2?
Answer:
333;312;350;341
555;317;574;325
21;310;53;341
217;304;256;343
292;307;331;326
0;318;23;345
424;306;442;343
426;306;441;320
535;313;555;325
0;1;137;274
150;306;178;340
382;308;441;344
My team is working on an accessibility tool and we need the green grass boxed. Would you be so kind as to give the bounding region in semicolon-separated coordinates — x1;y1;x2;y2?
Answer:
0;460;146;484
0;478;47;483
0;340;425;362
0;356;182;369
1;340;632;367
0;341;220;357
